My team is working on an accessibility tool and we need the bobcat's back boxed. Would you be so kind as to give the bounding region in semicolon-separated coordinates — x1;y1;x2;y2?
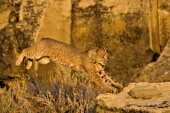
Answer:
16;38;85;70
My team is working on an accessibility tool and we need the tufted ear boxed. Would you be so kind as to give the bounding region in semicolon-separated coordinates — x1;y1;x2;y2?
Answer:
103;47;107;52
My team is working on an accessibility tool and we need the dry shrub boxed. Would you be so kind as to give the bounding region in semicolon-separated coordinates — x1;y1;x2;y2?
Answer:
38;63;103;112
0;81;37;113
0;63;104;113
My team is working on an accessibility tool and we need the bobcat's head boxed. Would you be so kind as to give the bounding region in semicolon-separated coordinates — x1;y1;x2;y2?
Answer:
88;48;107;65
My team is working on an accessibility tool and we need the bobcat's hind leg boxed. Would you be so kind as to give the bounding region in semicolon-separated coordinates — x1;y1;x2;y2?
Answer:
16;50;26;66
37;57;50;64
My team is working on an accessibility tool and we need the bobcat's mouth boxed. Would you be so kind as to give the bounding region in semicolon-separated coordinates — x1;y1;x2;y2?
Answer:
97;62;105;68
99;61;107;66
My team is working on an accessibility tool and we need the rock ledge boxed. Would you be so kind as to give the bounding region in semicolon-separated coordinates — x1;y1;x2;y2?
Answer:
96;82;170;113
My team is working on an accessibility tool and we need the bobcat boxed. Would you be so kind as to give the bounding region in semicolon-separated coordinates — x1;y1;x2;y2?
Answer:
16;38;122;92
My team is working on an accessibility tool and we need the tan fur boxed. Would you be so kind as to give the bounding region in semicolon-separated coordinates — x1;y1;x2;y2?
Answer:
16;38;122;92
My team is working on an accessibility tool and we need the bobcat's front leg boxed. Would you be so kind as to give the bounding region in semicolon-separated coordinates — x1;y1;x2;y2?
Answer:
84;62;116;93
25;57;50;69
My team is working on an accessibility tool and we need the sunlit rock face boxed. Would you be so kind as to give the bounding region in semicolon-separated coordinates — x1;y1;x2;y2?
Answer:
0;0;72;92
71;0;154;86
0;0;23;79
37;0;71;44
1;0;170;93
133;38;170;83
0;0;49;86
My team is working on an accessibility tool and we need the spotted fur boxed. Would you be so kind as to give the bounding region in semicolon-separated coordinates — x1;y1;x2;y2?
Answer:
16;38;122;92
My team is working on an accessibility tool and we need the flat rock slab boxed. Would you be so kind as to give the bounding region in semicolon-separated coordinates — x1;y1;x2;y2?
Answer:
128;84;162;99
96;82;170;113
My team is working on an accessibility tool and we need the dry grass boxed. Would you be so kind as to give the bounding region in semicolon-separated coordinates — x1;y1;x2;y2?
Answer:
0;63;104;113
